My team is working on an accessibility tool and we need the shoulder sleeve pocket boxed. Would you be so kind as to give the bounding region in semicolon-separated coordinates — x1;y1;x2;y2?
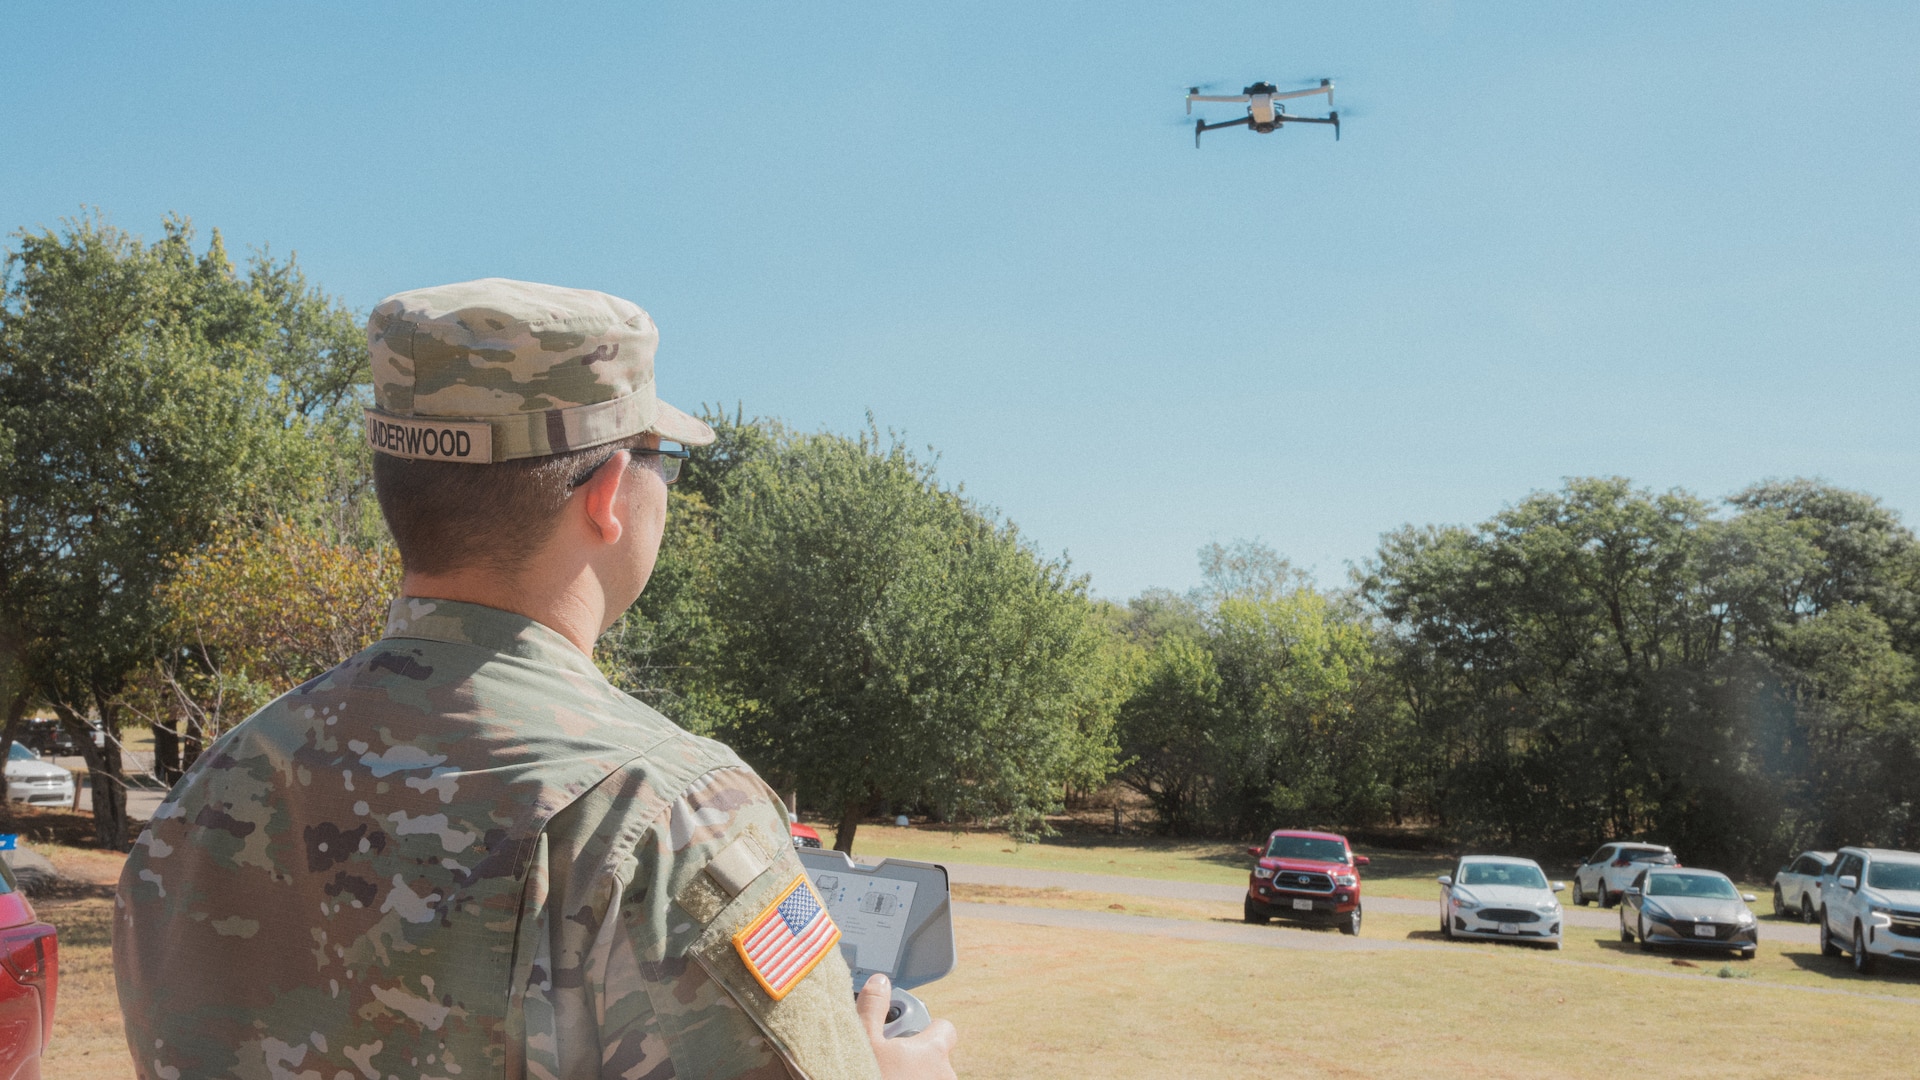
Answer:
685;847;881;1080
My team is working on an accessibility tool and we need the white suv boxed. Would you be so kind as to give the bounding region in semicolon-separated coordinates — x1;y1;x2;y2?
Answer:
1818;847;1920;974
1571;842;1678;907
1771;850;1833;923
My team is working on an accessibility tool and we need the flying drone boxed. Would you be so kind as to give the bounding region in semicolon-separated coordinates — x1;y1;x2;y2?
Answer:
1187;80;1339;147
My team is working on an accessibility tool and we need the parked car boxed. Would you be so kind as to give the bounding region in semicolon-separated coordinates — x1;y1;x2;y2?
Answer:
1618;867;1758;958
1436;855;1565;949
1817;846;1920;974
1242;829;1369;935
789;822;823;849
0;852;59;1075
1571;842;1679;907
1772;850;1834;923
4;744;75;807
15;718;75;759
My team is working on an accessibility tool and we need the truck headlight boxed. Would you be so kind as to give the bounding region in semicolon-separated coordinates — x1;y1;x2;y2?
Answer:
1253;867;1274;879
1335;874;1357;887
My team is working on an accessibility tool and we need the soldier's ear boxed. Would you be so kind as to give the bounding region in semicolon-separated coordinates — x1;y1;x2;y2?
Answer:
577;449;631;545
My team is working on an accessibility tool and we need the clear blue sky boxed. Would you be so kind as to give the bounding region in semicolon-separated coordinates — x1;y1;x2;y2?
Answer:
6;2;1916;600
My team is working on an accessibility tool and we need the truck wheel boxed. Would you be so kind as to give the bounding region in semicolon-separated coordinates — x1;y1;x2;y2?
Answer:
1853;925;1878;974
1820;911;1842;957
1243;897;1269;925
1341;906;1362;936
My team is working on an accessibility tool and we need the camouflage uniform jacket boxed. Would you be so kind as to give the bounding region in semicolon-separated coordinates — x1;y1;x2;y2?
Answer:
115;598;880;1080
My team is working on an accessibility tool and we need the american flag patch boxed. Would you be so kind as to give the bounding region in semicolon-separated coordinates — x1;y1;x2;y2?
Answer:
732;874;840;1001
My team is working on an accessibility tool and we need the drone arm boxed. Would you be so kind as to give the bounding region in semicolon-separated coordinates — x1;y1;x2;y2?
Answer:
1188;95;1251;104
1269;81;1333;105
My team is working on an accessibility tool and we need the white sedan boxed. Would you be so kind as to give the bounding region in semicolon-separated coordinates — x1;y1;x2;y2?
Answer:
5;743;75;807
1438;856;1566;949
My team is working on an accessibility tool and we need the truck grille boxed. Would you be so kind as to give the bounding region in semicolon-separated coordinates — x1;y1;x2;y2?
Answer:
1888;919;1920;940
1476;908;1542;924
1270;871;1333;892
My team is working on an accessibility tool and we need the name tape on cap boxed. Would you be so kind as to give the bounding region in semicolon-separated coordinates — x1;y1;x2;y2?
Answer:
365;411;494;462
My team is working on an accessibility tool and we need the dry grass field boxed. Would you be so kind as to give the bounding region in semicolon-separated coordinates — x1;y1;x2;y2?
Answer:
930;917;1920;1080
20;818;1917;1077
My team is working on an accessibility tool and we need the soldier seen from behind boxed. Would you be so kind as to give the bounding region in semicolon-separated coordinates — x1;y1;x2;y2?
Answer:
114;279;959;1079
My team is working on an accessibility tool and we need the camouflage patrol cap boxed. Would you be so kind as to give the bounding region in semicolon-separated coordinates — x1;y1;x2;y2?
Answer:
364;277;715;462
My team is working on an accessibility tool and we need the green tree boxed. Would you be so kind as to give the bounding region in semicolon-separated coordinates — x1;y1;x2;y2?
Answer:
0;214;365;846
1116;541;1405;837
1364;476;1920;866
1114;632;1219;832
705;427;1119;851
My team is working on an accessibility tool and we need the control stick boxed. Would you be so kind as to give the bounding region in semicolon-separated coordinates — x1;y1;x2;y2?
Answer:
879;986;931;1040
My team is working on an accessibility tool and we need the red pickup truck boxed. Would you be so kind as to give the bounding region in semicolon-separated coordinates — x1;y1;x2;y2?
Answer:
0;854;59;1074
1242;829;1369;935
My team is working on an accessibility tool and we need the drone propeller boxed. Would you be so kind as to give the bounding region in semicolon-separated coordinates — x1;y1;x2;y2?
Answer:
1184;81;1228;115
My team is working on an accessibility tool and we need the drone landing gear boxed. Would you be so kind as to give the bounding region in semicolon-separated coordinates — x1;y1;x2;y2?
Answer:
1193;111;1340;147
1194;116;1251;147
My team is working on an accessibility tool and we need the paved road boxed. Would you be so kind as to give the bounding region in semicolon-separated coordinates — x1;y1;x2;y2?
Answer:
943;862;1820;946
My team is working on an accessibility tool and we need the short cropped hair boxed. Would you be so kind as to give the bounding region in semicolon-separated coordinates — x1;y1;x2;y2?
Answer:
372;434;647;577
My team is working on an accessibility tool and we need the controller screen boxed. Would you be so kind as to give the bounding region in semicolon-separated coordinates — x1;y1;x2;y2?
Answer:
808;870;921;974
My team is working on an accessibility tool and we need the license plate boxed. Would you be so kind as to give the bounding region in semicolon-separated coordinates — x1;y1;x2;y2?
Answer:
1498;922;1518;934
1292;899;1314;911
1694;924;1716;937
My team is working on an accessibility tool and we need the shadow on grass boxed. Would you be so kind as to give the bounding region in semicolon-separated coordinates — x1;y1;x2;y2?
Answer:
1410;928;1562;951
0;806;109;849
1221;917;1345;934
1781;949;1920;983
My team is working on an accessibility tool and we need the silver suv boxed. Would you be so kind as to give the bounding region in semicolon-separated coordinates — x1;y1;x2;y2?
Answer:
1818;847;1920;974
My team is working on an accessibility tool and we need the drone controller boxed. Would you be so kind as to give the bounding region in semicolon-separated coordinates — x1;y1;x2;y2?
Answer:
795;848;955;1039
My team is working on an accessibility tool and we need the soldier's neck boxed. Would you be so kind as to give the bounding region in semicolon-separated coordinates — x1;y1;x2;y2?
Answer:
401;562;610;658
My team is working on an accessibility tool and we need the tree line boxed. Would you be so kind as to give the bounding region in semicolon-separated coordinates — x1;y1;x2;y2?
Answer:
4;216;1916;872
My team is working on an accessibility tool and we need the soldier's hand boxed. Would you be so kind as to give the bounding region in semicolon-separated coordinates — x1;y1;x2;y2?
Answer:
858;973;957;1080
